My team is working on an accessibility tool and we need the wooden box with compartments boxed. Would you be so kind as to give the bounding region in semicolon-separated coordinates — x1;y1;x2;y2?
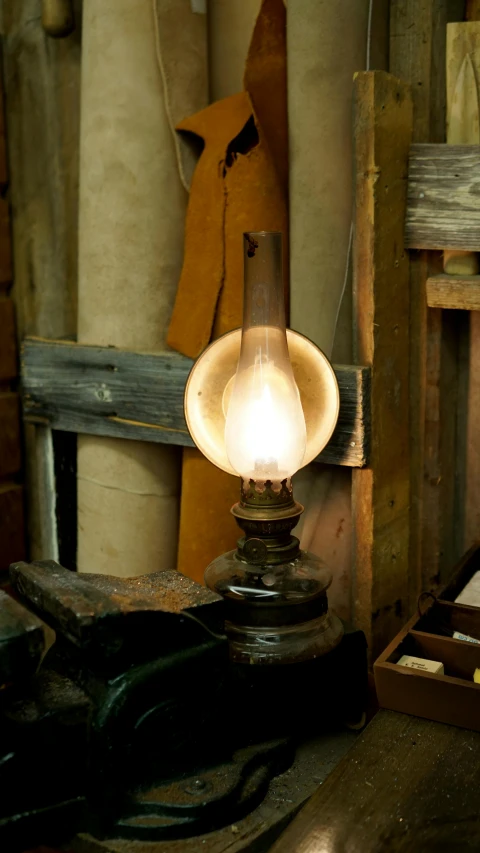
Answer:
374;543;480;731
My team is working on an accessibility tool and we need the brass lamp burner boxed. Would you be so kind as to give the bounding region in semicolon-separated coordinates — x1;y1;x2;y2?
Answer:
232;477;304;566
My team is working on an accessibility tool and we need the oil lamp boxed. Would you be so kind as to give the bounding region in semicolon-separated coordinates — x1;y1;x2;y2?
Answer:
185;231;342;664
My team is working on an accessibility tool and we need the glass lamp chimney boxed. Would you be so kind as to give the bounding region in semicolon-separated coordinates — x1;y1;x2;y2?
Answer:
224;232;306;482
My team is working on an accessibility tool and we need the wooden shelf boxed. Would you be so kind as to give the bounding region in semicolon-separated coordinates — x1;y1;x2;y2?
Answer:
21;337;371;468
426;274;480;310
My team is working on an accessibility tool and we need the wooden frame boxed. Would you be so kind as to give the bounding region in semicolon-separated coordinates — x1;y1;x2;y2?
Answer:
352;71;413;659
22;338;370;467
390;0;468;605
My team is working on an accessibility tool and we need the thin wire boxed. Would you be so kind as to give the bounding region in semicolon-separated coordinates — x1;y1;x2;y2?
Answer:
332;222;353;354
181;609;227;641
331;0;373;354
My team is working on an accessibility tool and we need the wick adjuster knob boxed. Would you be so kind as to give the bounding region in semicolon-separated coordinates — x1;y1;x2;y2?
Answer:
242;538;268;564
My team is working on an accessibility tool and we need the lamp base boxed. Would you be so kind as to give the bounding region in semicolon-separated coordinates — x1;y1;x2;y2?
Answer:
204;548;344;665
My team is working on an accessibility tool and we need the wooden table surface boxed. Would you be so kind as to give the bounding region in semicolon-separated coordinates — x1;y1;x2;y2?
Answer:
271;709;480;853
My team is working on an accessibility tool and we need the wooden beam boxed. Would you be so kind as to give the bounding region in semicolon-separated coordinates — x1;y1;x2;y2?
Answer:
21;338;370;468
2;0;81;564
427;274;480;309
0;199;12;290
391;0;468;601
405;144;480;251
0;393;21;478
0;297;17;381
0;483;25;572
352;71;412;659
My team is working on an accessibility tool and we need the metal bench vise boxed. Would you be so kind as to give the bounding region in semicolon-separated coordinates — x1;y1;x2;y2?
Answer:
0;561;367;851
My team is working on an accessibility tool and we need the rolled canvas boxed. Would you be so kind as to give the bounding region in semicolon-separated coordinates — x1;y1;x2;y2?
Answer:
77;0;207;576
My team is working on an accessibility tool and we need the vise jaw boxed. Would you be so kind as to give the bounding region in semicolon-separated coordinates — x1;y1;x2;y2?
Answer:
0;562;291;849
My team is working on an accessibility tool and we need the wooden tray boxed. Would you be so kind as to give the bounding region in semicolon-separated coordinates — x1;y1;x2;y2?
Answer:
374;544;480;731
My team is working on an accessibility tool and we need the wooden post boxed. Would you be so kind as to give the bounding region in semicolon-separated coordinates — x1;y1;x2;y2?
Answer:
0;60;25;573
390;0;466;597
447;12;480;554
352;71;412;659
2;0;81;561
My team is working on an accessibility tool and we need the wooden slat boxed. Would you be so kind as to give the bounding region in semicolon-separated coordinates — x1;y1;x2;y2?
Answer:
0;483;25;571
467;0;480;19
2;1;81;563
0;297;17;381
427;274;480;309
405;144;480;251
0;392;21;478
0;198;12;290
352;71;412;659
391;0;468;600
21;338;370;468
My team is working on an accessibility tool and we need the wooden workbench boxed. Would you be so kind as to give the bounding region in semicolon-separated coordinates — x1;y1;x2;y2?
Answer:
271;709;480;852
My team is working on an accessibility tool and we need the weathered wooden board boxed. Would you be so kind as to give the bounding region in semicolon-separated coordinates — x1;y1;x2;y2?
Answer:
352;71;412;659
391;0;467;598
2;0;81;563
271;709;480;853
427;274;480;309
405;144;480;251
21;338;370;468
446;17;480;560
468;1;480;21
0;393;21;478
0;297;17;381
0;199;12;290
0;483;25;572
2;0;80;341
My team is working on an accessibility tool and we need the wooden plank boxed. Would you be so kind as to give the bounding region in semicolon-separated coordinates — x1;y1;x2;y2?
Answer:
35;427;59;564
0;198;12;290
271;709;480;853
444;20;480;275
2;0;80;341
405;144;480;251
467;0;480;19
464;311;480;550
0;483;25;571
352;71;412;659
0;297;17;381
427;274;480;308
2;0;81;563
0;68;8;190
391;0;467;602
446;19;480;559
21;338;370;468
422;289;460;588
0;392;21;477
391;0;455;145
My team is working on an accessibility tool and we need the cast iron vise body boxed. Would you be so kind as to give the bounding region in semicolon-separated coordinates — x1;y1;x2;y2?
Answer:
0;561;367;851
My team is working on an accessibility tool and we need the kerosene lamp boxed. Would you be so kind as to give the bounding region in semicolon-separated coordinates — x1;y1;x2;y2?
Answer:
185;231;342;665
